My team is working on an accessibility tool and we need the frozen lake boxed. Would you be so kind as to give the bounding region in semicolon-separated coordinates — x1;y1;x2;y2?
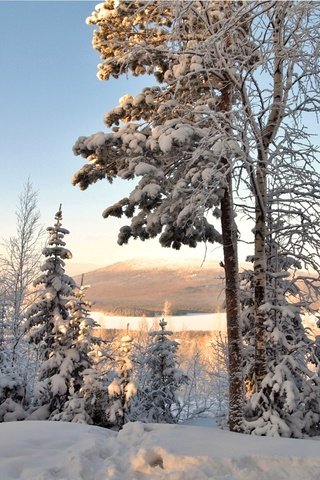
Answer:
91;311;227;332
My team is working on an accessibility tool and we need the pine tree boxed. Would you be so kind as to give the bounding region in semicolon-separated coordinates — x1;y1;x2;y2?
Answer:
72;0;250;431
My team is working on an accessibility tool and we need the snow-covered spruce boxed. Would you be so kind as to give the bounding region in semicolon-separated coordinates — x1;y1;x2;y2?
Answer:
24;207;98;421
0;291;27;422
50;282;103;423
0;358;27;422
133;318;188;424
106;333;136;430
241;253;320;437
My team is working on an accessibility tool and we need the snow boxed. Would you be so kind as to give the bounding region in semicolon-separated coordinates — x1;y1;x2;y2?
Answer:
158;133;173;153
1;419;320;479
51;374;68;395
134;162;158;176
142;183;161;198
125;381;137;400
91;312;227;332
108;378;121;396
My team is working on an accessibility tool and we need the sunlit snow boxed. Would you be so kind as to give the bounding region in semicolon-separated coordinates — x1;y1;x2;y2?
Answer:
1;419;320;479
91;312;227;332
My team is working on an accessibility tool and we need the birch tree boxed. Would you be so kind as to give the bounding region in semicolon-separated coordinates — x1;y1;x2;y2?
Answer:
0;180;43;364
230;1;320;391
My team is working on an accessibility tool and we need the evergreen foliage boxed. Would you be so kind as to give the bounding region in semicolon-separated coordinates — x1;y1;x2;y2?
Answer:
51;282;103;423
134;318;188;423
0;358;27;422
24;207;96;420
106;333;136;429
242;253;320;437
72;1;252;250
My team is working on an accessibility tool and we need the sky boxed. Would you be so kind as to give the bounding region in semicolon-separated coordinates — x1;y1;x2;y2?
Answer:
0;0;228;275
1;2;318;276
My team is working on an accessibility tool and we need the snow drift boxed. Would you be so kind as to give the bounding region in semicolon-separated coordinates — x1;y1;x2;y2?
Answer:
1;419;320;479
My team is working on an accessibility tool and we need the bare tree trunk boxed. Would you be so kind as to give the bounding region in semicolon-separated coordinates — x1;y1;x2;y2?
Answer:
221;181;243;431
220;86;243;432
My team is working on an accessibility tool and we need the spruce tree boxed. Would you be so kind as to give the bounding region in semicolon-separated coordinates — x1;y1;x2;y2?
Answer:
51;281;102;423
24;206;81;418
138;318;188;423
0;294;28;422
0;310;27;422
106;332;136;429
242;252;320;437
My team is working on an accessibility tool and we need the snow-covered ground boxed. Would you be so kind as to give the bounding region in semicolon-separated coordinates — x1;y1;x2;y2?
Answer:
1;419;320;479
92;311;320;338
92;312;227;332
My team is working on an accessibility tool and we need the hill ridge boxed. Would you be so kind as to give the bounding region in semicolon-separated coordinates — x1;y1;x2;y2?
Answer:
75;258;227;315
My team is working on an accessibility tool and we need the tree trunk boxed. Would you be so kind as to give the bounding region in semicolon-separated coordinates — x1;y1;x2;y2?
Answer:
219;85;244;432
253;4;285;390
221;179;244;432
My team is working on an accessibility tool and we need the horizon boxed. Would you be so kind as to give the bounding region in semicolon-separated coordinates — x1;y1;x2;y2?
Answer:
67;255;254;277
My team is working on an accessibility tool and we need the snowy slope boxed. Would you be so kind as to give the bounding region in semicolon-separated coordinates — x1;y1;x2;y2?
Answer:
1;419;320;479
74;258;226;314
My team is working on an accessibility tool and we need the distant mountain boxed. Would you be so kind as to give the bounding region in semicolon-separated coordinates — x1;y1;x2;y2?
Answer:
76;258;227;315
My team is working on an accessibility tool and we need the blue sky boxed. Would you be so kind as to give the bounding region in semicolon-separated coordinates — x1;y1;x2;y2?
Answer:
0;1;224;273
